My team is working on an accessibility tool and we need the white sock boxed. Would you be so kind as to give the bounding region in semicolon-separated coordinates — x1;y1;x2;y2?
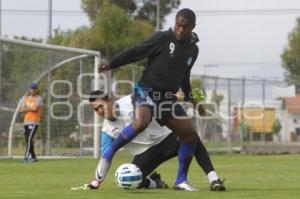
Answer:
95;157;111;182
147;178;157;189
207;171;219;184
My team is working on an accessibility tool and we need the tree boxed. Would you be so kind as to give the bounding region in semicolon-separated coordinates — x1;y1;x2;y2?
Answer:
272;118;282;135
51;26;94;49
52;2;154;58
51;2;155;96
1;37;48;101
81;0;181;28
91;2;154;57
190;78;202;90
281;18;300;92
136;0;180;29
81;0;136;24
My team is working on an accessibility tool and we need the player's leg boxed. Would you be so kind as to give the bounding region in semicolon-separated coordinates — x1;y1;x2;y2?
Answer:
133;133;179;176
194;137;215;175
23;125;30;162
132;133;179;188
102;106;152;161
91;82;154;187
194;137;226;191
165;117;199;191
28;125;38;162
102;81;154;162
92;106;152;187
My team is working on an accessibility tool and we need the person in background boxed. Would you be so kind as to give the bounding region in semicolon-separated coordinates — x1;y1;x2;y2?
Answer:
20;82;43;163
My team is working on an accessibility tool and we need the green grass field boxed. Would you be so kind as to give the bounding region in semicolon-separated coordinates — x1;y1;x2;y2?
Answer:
1;153;300;199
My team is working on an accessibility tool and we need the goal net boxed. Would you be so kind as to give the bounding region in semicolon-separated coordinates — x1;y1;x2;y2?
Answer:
0;37;101;158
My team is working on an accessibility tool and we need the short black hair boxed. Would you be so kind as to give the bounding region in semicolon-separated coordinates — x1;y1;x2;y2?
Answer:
176;8;196;26
89;90;109;102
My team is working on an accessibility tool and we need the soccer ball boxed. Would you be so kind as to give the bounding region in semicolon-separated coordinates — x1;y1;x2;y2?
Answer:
115;163;143;189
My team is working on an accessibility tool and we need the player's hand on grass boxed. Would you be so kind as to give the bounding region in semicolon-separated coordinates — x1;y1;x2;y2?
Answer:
98;62;110;73
88;179;100;189
70;184;90;191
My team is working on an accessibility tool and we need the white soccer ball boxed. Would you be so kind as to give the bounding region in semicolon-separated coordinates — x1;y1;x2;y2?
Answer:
115;163;143;189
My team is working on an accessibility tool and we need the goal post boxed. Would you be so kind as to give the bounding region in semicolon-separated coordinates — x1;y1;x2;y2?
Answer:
0;37;101;158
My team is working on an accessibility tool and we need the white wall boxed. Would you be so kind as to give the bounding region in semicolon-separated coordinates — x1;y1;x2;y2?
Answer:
280;110;300;142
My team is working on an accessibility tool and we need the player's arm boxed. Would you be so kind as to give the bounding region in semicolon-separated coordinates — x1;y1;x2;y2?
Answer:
19;98;34;112
181;46;199;102
31;96;43;112
180;47;206;115
100;131;115;155
20;107;34;112
181;71;192;102
19;97;28;112
20;97;43;112
71;128;117;190
76;131;115;190
22;105;40;112
98;31;164;72
19;105;30;113
181;32;199;102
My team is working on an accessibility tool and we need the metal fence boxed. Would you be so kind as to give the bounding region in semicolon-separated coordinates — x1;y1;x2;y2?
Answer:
97;71;297;153
0;37;101;158
194;75;300;152
1;37;299;158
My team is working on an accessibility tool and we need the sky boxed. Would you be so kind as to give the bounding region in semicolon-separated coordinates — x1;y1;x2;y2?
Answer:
1;0;300;80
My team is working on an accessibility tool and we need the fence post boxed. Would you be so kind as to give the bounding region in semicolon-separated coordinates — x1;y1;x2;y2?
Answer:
227;78;232;153
241;77;245;146
262;78;266;142
0;41;2;141
46;51;52;155
93;56;101;158
79;59;83;156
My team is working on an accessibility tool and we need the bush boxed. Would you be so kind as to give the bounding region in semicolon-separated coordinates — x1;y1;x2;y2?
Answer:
272;119;282;135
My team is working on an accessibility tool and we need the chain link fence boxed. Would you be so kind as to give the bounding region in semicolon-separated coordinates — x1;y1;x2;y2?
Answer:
193;75;300;153
0;38;100;158
1;37;299;158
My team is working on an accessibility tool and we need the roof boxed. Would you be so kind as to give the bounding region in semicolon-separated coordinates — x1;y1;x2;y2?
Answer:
283;95;300;114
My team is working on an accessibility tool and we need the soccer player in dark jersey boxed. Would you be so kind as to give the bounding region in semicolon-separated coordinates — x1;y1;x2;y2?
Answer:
93;8;205;191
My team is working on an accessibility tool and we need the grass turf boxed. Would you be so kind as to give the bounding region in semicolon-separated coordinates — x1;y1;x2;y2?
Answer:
0;153;300;199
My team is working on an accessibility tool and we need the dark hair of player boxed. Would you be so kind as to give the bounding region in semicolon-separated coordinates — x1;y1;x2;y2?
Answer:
176;8;196;26
89;90;109;102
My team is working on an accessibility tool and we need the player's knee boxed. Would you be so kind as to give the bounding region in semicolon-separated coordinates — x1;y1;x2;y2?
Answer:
183;130;198;144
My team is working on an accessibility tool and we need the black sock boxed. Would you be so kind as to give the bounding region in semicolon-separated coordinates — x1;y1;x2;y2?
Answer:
194;138;215;174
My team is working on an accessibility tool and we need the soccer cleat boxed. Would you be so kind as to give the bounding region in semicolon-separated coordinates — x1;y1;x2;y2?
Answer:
173;181;199;191
149;172;168;189
210;179;226;191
